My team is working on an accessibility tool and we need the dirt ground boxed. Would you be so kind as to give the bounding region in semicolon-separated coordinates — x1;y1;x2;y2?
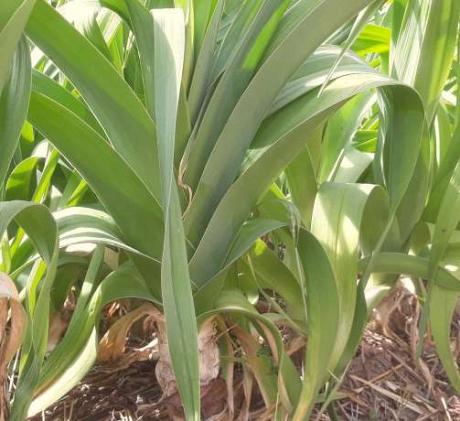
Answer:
28;290;460;421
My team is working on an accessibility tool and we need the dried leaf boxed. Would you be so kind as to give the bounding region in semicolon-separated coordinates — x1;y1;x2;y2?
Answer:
0;273;27;421
98;303;162;363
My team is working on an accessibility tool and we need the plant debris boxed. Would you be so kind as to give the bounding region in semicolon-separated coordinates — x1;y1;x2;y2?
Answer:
29;293;460;421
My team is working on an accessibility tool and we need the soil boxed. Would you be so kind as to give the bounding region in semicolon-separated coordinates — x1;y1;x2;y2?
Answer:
28;290;460;421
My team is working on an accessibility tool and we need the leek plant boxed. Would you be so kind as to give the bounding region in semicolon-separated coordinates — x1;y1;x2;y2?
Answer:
0;0;459;419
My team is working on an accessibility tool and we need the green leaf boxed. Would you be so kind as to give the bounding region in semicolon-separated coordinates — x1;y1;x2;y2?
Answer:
187;0;224;122
311;183;389;369
0;0;35;93
199;289;301;414
34;246;104;396
392;0;460;121
184;0;291;193
292;230;340;420
117;0;156;119
190;70;423;286
26;0;161;198
192;0;214;56
27;90;164;261
248;240;305;324
429;286;460;392
28;329;98;417
184;0;374;249
28;262;156;417
317;0;383;96
420;161;460;363
429;161;460;279
225;218;285;267
361;252;460;291
319;93;373;183
31;70;102;134
0;37;31;194
0;201;58;420
152;9;200;419
5;156;41;201
285;143;318;228
353;24;390;56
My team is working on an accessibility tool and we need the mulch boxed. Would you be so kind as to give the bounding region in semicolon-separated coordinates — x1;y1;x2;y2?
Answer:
28;292;460;421
335;329;460;420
